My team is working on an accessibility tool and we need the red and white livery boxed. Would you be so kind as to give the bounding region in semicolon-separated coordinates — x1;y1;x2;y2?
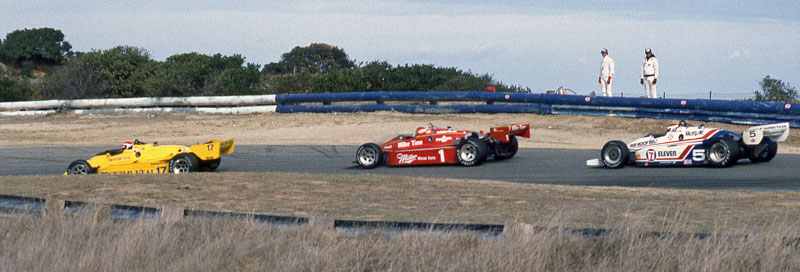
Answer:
356;123;531;168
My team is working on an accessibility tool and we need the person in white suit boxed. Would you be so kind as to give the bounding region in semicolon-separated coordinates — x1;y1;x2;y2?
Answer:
640;48;659;98
598;48;614;97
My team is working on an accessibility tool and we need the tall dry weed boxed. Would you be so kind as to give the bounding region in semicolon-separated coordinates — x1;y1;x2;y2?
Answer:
0;209;798;271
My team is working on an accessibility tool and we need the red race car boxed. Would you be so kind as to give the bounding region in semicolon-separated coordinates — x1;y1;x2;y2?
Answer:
355;123;531;168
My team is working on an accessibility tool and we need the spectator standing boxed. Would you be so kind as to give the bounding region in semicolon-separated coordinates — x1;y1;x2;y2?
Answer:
640;48;659;98
599;48;615;97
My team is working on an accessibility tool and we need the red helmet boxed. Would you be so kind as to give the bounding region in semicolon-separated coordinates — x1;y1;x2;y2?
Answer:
123;141;133;150
416;126;427;135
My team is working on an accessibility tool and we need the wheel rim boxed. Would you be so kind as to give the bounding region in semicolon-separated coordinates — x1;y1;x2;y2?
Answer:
173;158;191;173
603;145;621;165
460;144;477;162
709;143;727;163
69;164;89;175
753;144;768;159
358;147;377;166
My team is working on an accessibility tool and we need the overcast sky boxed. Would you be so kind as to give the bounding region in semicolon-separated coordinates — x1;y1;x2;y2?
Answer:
3;0;799;99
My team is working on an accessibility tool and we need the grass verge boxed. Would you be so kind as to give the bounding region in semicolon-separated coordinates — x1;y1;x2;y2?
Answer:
1;209;799;271
2;172;800;233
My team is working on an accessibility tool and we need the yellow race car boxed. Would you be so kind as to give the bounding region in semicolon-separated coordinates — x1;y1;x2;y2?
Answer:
65;138;234;175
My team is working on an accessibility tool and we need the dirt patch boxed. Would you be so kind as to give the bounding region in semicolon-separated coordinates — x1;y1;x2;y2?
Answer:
2;112;799;153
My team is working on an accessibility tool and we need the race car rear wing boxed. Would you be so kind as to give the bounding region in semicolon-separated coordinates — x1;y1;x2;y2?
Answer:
742;123;790;146
190;138;235;160
488;123;531;142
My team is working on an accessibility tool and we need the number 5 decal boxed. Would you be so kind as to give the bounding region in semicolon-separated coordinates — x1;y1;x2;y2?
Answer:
693;149;705;161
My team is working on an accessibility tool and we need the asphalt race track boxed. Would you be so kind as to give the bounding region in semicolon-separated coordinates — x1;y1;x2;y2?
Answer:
2;145;799;191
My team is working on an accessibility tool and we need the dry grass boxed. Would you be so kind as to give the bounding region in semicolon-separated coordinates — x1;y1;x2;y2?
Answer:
1;209;799;271
3;173;800;234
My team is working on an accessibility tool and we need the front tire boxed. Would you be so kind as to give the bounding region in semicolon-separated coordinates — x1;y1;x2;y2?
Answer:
747;138;778;163
356;143;382;169
601;140;629;169
169;154;199;174
458;138;489;166
706;137;740;167
492;136;518;160
67;160;93;175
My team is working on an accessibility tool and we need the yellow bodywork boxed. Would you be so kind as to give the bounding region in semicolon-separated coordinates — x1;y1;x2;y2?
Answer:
65;138;234;175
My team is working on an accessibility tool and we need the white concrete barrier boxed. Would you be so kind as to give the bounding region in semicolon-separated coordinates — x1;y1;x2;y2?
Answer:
0;95;278;111
0;106;276;117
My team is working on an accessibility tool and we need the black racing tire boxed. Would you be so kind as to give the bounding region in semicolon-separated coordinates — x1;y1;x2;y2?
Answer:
492;136;518;160
169;154;200;174
458;138;489;166
601;140;629;169
706;137;741;167
356;143;382;169
202;158;221;172
747;138;778;163
67;160;94;175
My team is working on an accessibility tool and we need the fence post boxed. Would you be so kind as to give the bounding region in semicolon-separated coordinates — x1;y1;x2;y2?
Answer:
161;205;185;222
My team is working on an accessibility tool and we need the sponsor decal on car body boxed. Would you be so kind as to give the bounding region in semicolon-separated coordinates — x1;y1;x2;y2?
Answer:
396;153;440;164
435;136;453;143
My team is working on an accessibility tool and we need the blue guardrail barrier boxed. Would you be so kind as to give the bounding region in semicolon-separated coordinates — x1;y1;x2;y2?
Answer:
275;92;800;127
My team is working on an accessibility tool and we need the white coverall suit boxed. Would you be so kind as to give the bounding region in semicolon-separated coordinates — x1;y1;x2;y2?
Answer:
641;56;659;98
599;55;615;97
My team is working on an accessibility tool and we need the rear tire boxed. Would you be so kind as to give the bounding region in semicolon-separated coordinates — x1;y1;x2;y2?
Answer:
747;138;778;163
492;136;518;160
601;140;629;169
67;160;93;175
458;138;489;166
356;143;382;169
706;137;740;167
169;154;199;173
202;158;221;172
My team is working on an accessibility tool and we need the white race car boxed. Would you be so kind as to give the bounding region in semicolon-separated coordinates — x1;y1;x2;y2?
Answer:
587;121;790;168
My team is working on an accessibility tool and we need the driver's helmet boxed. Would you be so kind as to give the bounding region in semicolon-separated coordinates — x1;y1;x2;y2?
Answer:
416;126;427;135
122;141;133;150
666;124;679;132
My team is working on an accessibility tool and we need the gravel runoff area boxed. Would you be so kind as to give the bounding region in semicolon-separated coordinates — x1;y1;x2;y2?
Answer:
1;112;799;153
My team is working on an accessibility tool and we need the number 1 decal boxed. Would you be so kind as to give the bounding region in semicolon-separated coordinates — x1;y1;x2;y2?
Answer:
438;149;445;162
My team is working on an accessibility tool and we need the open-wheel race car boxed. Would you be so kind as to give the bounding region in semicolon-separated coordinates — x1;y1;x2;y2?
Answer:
65;138;235;175
355;123;530;168
587;121;790;168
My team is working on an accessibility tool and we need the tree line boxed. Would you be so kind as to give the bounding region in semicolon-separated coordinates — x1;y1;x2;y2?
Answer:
0;28;795;102
0;28;527;102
